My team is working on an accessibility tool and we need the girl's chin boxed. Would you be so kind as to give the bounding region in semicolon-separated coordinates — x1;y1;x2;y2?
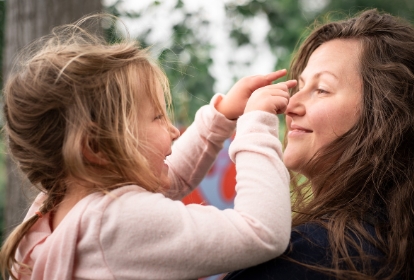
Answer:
160;176;171;190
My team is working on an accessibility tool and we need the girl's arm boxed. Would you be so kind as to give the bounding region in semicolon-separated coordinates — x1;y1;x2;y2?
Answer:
165;70;290;199
164;93;236;199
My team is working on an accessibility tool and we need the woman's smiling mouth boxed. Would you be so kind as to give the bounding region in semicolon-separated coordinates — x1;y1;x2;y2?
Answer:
288;124;313;136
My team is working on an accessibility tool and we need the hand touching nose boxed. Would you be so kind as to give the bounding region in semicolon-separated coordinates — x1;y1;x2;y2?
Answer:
245;79;297;115
216;69;292;120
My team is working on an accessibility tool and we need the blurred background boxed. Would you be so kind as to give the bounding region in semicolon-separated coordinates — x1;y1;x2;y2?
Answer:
0;0;413;279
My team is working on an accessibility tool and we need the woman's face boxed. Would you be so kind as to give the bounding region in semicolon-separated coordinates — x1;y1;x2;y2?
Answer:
283;39;363;177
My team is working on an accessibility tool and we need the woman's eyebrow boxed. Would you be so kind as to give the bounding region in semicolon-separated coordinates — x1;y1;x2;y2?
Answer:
299;70;339;83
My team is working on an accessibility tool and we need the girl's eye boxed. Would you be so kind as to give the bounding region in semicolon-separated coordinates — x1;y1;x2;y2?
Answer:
154;114;164;121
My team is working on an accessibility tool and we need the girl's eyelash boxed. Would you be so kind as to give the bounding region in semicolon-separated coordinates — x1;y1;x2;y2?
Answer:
154;114;164;120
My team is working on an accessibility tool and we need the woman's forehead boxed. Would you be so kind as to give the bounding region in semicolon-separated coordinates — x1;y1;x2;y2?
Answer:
301;39;361;83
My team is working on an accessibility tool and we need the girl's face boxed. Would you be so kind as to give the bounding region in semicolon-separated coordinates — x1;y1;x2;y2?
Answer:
283;39;362;177
139;87;180;188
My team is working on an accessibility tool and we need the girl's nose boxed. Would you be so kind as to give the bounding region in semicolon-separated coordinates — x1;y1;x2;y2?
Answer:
169;123;180;141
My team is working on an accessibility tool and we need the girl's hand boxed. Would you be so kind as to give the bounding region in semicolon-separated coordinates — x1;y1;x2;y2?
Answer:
245;79;297;115
216;69;292;120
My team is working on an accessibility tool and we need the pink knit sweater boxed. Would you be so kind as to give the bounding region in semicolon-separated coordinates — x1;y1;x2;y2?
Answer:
14;95;291;280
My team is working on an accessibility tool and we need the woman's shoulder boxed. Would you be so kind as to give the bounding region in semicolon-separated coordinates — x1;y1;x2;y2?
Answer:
223;221;383;280
291;223;329;246
289;221;382;259
223;223;332;280
280;223;333;270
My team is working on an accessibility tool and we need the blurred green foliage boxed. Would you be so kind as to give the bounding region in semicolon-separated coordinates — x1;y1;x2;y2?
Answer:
106;0;216;126
104;0;413;126
227;0;413;69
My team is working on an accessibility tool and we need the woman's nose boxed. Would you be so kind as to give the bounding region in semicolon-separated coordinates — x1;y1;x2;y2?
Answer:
285;90;306;117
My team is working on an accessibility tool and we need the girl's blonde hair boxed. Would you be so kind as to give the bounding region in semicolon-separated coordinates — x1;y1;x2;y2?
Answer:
0;14;172;278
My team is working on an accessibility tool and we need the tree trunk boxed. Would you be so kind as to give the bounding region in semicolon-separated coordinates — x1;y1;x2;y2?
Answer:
3;0;102;237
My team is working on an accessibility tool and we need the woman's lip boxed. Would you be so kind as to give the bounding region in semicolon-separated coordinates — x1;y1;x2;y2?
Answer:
287;124;312;137
287;129;312;137
289;124;313;133
289;128;312;133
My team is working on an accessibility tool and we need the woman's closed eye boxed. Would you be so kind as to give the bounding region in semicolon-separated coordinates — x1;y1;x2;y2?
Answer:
315;88;330;94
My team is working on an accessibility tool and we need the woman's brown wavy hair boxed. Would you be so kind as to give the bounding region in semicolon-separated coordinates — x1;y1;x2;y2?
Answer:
287;9;414;279
0;15;173;279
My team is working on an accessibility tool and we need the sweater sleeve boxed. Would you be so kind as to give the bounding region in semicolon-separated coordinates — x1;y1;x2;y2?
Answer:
97;109;291;280
165;94;236;200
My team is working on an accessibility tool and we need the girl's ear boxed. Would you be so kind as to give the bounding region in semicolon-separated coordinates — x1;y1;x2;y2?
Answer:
82;135;109;166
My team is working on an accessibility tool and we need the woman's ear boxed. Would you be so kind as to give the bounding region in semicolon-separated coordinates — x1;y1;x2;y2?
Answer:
82;135;109;166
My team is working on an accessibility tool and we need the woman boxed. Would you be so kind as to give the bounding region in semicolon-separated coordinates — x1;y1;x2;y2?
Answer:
224;9;414;280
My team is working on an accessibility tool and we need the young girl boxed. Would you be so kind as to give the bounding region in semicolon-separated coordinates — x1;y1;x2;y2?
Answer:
0;16;296;279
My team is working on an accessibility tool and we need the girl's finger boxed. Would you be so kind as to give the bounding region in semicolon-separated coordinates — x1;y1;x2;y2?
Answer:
265;69;288;83
245;70;287;92
284;79;298;89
